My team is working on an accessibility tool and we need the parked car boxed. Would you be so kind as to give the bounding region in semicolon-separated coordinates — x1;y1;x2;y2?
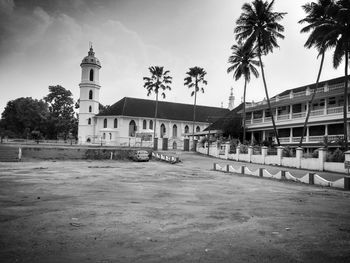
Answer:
130;150;149;162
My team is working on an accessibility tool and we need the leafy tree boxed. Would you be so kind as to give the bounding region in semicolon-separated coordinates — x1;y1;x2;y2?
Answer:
143;66;172;143
44;85;76;140
184;67;208;146
227;42;260;142
0;97;49;138
235;0;286;145
298;0;338;146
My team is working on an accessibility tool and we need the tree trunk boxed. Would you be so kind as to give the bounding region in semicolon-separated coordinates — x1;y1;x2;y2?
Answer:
299;51;325;146
192;82;197;148
154;92;158;141
257;47;280;146
243;78;247;143
344;50;348;151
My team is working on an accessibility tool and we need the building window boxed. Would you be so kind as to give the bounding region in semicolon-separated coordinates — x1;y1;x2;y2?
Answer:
88;118;91;125
129;120;136;137
103;118;107;128
109;133;112;140
89;69;94;81
89;106;92;112
160;124;166;138
149;120;153;130
86;137;91;143
143;120;147;129
103;133;106;139
114;118;118;128
196;126;200;132
89;90;93;100
173;124;177;137
184;125;189;133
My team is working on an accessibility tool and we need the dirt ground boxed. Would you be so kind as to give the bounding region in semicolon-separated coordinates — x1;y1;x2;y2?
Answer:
1;152;350;263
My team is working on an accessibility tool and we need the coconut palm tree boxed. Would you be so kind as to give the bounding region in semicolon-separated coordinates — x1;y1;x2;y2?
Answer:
235;0;286;146
227;42;260;143
328;0;350;150
143;66;172;146
184;67;208;148
298;0;338;146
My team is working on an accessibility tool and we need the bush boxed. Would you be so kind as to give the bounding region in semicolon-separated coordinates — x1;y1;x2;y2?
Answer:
326;149;345;163
240;144;248;154
283;146;295;157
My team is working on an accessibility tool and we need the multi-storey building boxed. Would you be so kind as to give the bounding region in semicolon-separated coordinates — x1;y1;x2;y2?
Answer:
244;76;349;149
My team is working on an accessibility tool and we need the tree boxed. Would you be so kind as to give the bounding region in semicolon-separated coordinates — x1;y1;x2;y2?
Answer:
235;0;286;146
0;97;49;138
327;0;350;150
298;0;338;146
184;67;208;148
44;85;76;140
227;42;260;143
143;66;172;144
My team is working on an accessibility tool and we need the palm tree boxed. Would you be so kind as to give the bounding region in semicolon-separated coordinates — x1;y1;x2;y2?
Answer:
298;0;337;146
235;0;286;146
227;42;260;143
184;67;208;149
328;0;350;150
143;66;172;147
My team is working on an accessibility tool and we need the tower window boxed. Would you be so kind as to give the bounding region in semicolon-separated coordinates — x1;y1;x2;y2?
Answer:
149;120;153;130
89;90;93;100
143;120;147;129
114;118;118;128
103;118;107;128
88;118;91;125
185;125;189;133
89;106;92;112
89;69;94;81
196;126;200;132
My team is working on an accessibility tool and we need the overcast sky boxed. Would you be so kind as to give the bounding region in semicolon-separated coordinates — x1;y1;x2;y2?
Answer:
0;0;345;114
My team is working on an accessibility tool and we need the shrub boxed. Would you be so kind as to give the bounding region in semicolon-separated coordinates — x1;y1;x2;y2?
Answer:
326;149;345;163
240;144;248;154
283;146;295;157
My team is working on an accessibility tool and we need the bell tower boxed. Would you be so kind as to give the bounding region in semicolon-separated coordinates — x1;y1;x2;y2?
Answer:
228;87;235;110
78;44;101;144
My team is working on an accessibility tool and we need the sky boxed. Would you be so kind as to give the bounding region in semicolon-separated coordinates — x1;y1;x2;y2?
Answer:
0;0;346;115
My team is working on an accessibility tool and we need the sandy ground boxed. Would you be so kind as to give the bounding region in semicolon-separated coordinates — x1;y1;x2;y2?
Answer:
0;152;350;263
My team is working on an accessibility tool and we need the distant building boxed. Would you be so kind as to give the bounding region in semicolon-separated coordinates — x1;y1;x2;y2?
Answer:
77;47;229;146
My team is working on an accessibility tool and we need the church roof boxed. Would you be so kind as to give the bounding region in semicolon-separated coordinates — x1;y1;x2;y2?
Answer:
97;97;229;122
204;103;244;131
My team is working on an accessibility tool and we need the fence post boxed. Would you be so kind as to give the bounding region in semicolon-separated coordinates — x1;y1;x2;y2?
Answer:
226;164;230;172
213;163;217;171
309;172;315;185
261;146;267;164
281;170;286;180
241;166;245;174
248;146;253;163
344;176;350;190
277;146;284;166
296;147;303;169
318;147;326;171
225;142;230;159
259;168;263;177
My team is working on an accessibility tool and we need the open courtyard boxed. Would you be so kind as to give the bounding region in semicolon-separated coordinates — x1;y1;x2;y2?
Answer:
1;152;350;262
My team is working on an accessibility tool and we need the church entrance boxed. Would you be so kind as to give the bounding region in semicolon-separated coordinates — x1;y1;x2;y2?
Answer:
129;120;136;137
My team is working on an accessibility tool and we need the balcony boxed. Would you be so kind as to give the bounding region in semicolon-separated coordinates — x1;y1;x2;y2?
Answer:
327;106;342;114
277;134;348;144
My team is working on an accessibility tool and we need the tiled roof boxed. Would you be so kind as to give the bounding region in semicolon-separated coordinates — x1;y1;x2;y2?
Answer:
204;103;244;131
97;97;229;122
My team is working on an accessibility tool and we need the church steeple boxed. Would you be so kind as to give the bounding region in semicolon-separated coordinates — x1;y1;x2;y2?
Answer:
228;87;235;110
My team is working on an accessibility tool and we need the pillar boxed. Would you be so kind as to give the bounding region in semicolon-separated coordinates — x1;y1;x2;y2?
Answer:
224;141;230;159
296;147;303;169
248;146;253;163
277;146;284;166
261;146;267;164
318;147;327;171
236;146;240;161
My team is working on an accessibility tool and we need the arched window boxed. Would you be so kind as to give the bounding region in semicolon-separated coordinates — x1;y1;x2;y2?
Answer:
196;126;200;132
89;90;93;100
114;118;118;128
89;69;94;81
149;120;153;130
86;138;91;143
160;124;166;138
173;124;177;138
143;120;147;129
184;125;189;133
129;120;136;137
88;118;91;125
89;106;92;113
103;118;107;128
109;133;112;140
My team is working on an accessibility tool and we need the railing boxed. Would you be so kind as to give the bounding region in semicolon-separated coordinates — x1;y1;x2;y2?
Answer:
308;136;324;142
279;94;290;100
293;91;306;97
292;137;306;143
328;83;344;91
246;119;252;124
292;112;306;119
264;116;272;122
310;109;324;116
277;114;289;121
279;137;290;143
253;118;263;123
327;106;343;114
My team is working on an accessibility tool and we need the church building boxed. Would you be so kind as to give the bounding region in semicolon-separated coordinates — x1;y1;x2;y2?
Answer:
77;47;230;147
